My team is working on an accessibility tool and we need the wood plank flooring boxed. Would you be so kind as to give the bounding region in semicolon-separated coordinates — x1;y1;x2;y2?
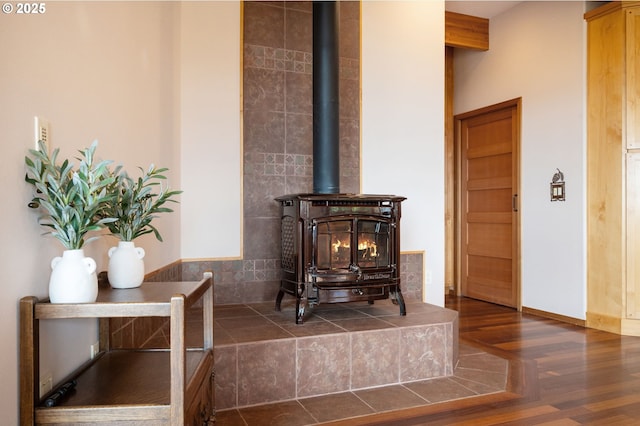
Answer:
342;296;640;425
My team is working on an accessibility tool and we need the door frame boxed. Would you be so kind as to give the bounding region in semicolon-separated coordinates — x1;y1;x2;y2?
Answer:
450;98;522;310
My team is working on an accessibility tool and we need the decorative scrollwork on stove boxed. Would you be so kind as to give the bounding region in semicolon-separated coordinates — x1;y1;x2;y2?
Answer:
281;216;295;272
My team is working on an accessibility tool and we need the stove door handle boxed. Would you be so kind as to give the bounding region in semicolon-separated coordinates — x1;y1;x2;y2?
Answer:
309;269;361;282
349;264;362;280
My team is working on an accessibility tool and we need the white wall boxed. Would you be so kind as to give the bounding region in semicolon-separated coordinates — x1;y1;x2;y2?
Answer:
1;2;182;421
180;2;242;260
362;1;445;306
454;1;587;319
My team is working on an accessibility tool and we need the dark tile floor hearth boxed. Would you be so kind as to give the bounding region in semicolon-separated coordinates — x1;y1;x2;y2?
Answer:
213;299;509;425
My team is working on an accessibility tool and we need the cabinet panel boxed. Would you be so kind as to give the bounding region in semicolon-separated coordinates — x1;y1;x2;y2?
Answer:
627;8;640;149
627;153;640;317
186;369;214;426
586;5;626;319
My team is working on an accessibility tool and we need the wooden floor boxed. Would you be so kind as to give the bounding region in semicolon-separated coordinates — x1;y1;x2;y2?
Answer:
326;296;640;426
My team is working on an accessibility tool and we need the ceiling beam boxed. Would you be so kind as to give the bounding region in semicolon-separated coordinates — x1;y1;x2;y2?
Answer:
445;11;489;51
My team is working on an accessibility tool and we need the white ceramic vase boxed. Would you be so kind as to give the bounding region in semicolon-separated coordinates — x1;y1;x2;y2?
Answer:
49;249;98;303
108;241;145;289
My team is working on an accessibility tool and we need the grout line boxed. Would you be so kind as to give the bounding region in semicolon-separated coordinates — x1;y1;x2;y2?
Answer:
402;382;434;404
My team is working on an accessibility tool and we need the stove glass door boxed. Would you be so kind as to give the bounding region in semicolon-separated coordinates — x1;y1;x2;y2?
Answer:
316;220;352;270
357;220;390;268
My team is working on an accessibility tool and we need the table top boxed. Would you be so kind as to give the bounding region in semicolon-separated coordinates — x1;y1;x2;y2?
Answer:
34;279;210;319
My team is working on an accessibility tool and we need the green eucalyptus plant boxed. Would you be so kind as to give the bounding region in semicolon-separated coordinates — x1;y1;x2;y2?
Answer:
101;164;182;242
25;140;117;250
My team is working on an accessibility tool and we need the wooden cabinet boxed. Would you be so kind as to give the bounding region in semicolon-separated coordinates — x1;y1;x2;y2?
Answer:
586;2;640;335
20;276;215;425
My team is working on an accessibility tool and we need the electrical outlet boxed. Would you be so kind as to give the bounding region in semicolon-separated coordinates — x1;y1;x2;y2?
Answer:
34;116;50;151
40;373;53;398
90;342;100;359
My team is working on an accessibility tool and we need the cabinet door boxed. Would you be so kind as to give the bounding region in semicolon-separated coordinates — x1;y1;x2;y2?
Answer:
627;6;640;149
627;152;640;318
186;368;214;426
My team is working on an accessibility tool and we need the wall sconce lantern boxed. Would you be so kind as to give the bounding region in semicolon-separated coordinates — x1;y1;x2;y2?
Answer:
550;168;565;201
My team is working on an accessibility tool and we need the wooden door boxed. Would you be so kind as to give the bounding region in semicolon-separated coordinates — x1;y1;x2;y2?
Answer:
457;99;520;308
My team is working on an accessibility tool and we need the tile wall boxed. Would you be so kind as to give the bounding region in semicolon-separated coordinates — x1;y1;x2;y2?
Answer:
106;2;425;351
241;1;361;303
197;1;423;306
112;1;424;314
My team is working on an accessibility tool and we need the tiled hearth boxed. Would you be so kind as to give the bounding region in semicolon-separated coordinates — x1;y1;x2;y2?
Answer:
213;299;460;411
216;345;508;425
105;268;507;425
213;299;508;425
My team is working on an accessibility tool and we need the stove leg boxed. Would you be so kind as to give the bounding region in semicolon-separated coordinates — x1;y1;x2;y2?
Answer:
296;300;306;324
391;287;407;316
398;291;406;316
275;289;285;311
295;283;307;324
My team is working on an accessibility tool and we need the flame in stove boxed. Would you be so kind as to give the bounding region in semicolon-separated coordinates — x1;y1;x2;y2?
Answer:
332;238;378;259
358;240;378;258
332;239;349;252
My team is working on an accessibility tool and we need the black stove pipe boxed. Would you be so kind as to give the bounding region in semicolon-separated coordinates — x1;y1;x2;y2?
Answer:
313;1;340;194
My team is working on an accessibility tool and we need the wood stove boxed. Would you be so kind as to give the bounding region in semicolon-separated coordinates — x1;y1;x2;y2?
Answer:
276;193;406;323
274;3;407;323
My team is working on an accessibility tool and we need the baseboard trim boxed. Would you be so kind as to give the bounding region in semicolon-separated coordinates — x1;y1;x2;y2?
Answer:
522;306;585;327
